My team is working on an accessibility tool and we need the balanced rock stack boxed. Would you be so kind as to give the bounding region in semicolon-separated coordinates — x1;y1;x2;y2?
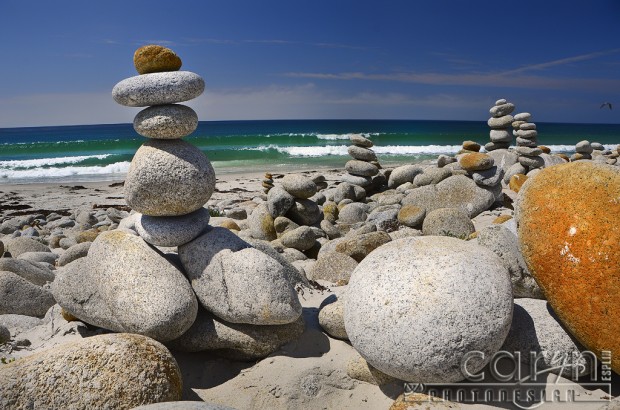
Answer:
343;134;380;189
572;140;594;161
511;112;544;172
262;172;274;194
485;98;515;151
52;45;304;360
458;152;504;201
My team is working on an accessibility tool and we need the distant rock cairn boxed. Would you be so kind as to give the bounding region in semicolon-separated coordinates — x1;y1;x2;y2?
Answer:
342;134;381;189
485;98;515;152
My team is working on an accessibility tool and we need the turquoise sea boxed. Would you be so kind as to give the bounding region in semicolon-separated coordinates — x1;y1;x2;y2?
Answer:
1;119;619;184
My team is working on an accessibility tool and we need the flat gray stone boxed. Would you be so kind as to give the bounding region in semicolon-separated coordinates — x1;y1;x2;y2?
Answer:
0;258;55;285
519;122;537;130
422;207;474;238
112;71;205;107
136;208;210;247
133;104;198;139
16;251;57;265
57;242;92;267
178;227;301;325
348;145;377;162
413;167;451;186
345;160;379;177
489;129;512;143
4;237;50;258
575;140;594;154
267;186;295;218
477;224;544;298
518;155;544;169
338;203;368;224
333;183;357;203
485;141;511;151
0;271;55;317
488;115;514;129
516;146;543;156
490;103;515;117
514;129;538;139
341;174;372;187
437;155;456;168
309;251;358;283
344;236;513;382
388;165;423;188
350;134;373;147
167;307;305;361
320;219;341;239
52;230;198;342
470;165;504;187
285;199;322;226
513;112;531;121
401;175;495;218
241;237;309;287
0;333;183;408
125;139;215;216
502;298;593;378
280;226;316;251
281;174;317;199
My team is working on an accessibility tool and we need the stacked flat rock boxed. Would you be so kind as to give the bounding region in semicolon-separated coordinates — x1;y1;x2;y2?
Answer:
571;140;594;161
263;173;274;194
512;113;544;171
343;134;380;188
485;98;514;151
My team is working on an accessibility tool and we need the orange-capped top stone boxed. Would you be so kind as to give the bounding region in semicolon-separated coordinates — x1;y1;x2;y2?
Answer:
459;152;494;171
133;45;182;74
517;161;620;374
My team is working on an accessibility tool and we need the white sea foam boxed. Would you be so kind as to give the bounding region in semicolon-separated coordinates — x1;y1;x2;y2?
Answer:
0;154;112;168
315;133;380;140
247;144;464;157
0;161;130;180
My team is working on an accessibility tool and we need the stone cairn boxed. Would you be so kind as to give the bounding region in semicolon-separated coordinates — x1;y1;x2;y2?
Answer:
485;98;515;152
512;113;544;171
342;134;380;190
52;45;304;358
262;172;274;194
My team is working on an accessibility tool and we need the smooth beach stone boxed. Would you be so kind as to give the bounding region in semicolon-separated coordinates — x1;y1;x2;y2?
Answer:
402;175;495;218
539;153;566;168
267;185;295;218
591;142;605;151
514;112;531;121
136;208;210;247
422;207;474;239
57;241;91;266
477;224;543;298
470;165;504;187
178;227;301;325
502;298;593;378
133;44;182;74
318;295;348;339
52;230;198;342
413;167;451;186
0;257;55;285
4;237;50;258
309;251;358;283
515;129;538;139
348;145;377;162
335;231;392;262
397;204;426;228
133;104;198;139
0;271;55;317
515;137;538;147
333;183;357;203
503;162;527;185
518;155;544;169
350;134;373;147
285;198;322;226
516;162;620;373
273;216;299;236
345;159;379;177
320;219;341;239
248;203;277;240
519;122;537;130
125;139;215;216
17;251;57;265
436;154;456;168
167;307;305;361
516;146;542;156
242;237;308;288
280;226;316;251
462;140;481;152
387;165;424;188
489;102;515;117
281;174;317;199
459;152;494;171
338;202;368;224
495;98;507;105
112;71;205;107
575;140;594;154
344;236;513;382
484;141;511;151
0;333;182;409
486;148;518;171
490;129;512;143
341;173;372;187
487;115;514;129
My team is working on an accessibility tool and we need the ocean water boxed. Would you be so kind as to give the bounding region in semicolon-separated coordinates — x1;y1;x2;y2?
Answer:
1;119;619;184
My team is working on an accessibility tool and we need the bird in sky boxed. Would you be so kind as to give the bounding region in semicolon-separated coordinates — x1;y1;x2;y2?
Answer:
600;102;612;110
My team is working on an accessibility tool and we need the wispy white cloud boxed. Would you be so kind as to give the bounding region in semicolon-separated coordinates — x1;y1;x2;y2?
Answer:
499;48;620;75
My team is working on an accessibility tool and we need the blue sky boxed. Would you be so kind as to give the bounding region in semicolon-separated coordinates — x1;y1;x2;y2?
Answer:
1;0;619;127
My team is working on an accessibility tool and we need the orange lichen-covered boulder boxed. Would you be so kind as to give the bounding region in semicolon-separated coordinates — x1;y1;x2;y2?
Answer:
517;161;620;374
